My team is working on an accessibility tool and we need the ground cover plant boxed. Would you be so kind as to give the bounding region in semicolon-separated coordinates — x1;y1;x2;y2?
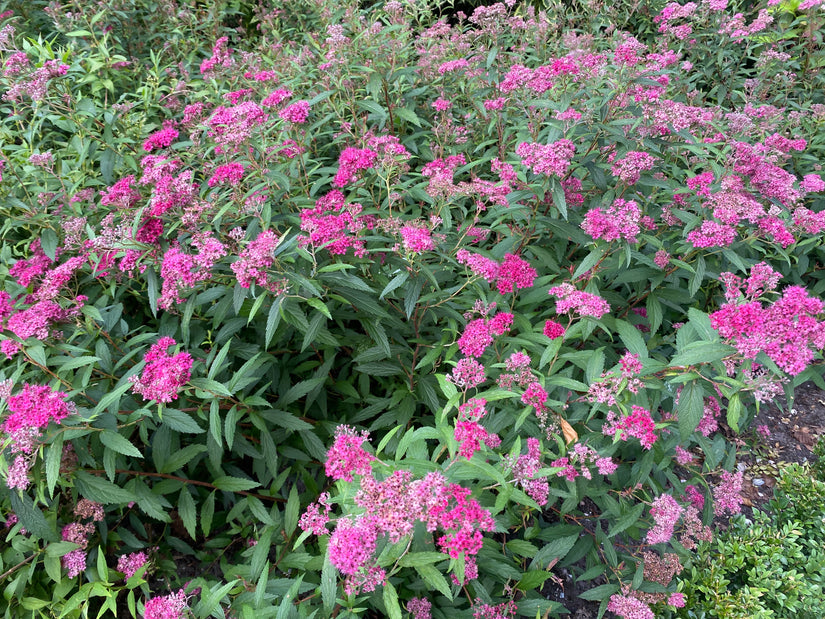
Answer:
0;0;824;617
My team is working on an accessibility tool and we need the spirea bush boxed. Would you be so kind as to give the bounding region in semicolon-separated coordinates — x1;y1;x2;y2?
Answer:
0;0;823;617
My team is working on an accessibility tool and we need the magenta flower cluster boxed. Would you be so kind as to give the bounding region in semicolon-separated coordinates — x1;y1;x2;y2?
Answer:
129;337;192;403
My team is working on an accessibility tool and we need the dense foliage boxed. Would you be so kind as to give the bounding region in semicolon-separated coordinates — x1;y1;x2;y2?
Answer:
0;0;823;617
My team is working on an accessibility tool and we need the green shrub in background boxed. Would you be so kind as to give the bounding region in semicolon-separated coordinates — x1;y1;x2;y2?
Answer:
673;460;825;618
0;0;823;618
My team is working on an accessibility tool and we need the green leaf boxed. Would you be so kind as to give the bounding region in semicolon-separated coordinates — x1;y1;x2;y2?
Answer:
161;408;204;434
517;570;554;591
321;551;337;614
56;356;100;374
727;392;742;433
573;246;607;280
41;228;58;261
10;492;58;541
276;576;304;619
195;579;239;616
383;580;402;619
207;339;232;381
380;272;409;299
201;491;216;537
608;502;645;538
75;471;134;505
579;583;620;601
190;378;233;398
414;565;452;599
285;486;299;535
178;488;197;539
99;431;143;459
530;534;578;570
159;444;207;474
265;297;283;348
398;552;448;568
46;433;64;497
677;381;705;440
306;297;331;319
614;319;647;358
279;377;326;406
670;341;733;368
213;476;261;493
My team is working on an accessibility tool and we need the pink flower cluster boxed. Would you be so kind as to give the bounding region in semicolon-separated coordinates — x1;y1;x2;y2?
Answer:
456;250;536;295
549;283;610;318
516;139;575;177
611;151;656;185
551;442;618;483
333;147;378;187
607;594;654;619
400;223;435;253
447;357;486;390
646;494;683;544
603;405;658;450
144;589;188;619
713;470;743;517
509;437;549;505
129;337;192;403
207;162;245;187
457;312;513;357
207;102;268;153
279;100;310;123
230;229;279;290
710;266;825;375
588;351;644;406
581;199;643;243
324;425;374;481
117;551;148;580
143;126;179;152
543;319;566;339
298;190;370;257
454;398;500;459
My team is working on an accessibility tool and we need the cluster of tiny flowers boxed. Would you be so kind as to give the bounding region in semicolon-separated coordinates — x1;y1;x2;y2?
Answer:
472;599;517;619
516;139;575;177
611;151;657;185
129;338;192;404
713;470;743;516
607;594;654;619
520;381;548;417
447;357;486;390
696;396;720;437
687;220;737;248
407;597;432;619
455;398;501;459
710;268;825;375
117;551;148;580
143;126;179;152
279;99;310;123
495;253;537;294
457;312;513;358
550;442;617;483
646;494;683;544
587;353;644;406
496;351;534;390
230;229;280;290
333;147;378;187
603;406;658;450
206;162;244;187
400;223;435;253
324;425;374;481
143;589;188;619
299;190;370;257
543;319;566;339
581;199;643;243
508;438;550;506
549;283;610;318
298;492;332;535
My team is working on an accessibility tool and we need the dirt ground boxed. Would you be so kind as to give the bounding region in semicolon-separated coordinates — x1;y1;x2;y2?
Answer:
545;381;825;618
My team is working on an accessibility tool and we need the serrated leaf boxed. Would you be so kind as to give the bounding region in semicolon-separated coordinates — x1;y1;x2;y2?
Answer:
161;408;204;434
608;502;645;538
517;570;554;592
100;431;143;458
398;552;448;567
279;377;326;406
677;381;705;440
579;583;620;601
614;319;647;358
671;341;733;368
178;488;197;539
727;392;742;433
201;491;216;537
190;378;233;398
213;476;261;492
159;444;207;474
285;486;299;535
321;551;337;613
414;565;452;599
57;356;100;374
9;493;57;541
46;433;64;497
74;471;134;505
380;272;409;299
383;580;402;619
306;297;331;319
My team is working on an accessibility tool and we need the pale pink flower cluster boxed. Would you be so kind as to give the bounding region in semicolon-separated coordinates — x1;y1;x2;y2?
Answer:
117;551;148;580
713;470;743;516
581;198;643;243
496;351;534;390
447;357;486;390
400;223;434;253
199;36;233;76
407;598;431;619
129;337;192;404
551;442;617;484
647;494;683;544
508;437;549;505
611;151;656;185
261;88;292;107
472;599;517;619
421;155;466;199
230;229;280;290
607;594;654;619
687;220;737;248
516;139;575;177
455;250;536;295
549;283;610;318
207;102;268;153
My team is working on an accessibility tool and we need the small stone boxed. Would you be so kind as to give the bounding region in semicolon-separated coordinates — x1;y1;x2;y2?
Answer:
752;478;765;487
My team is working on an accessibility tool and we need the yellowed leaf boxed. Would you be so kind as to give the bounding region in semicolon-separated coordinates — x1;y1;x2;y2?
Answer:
560;418;578;444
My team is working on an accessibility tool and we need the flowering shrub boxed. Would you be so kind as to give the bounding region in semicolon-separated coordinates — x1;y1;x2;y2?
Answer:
0;0;823;617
